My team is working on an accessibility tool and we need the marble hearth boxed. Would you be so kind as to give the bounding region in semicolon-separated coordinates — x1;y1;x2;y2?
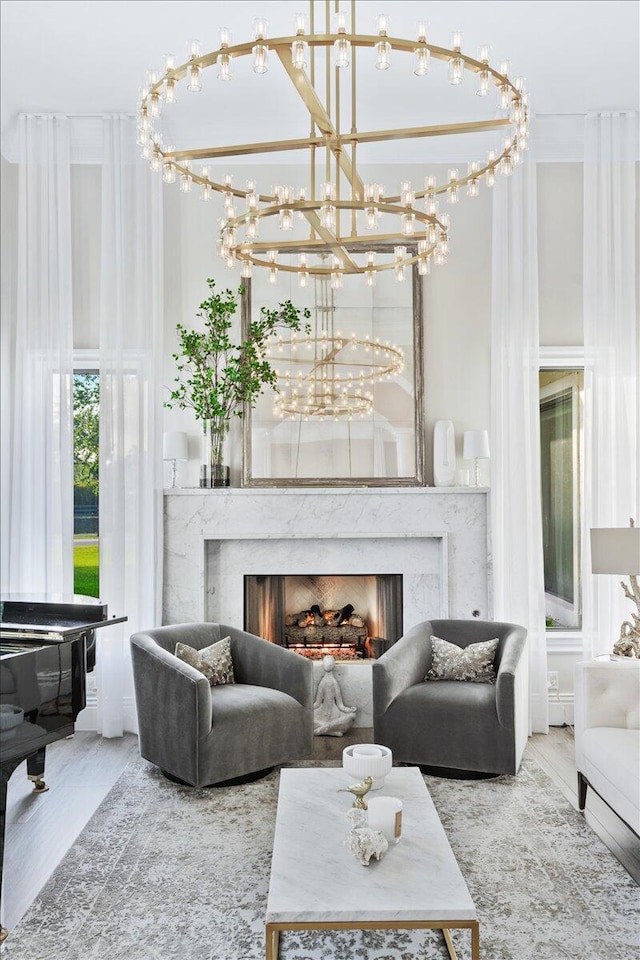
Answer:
163;488;491;632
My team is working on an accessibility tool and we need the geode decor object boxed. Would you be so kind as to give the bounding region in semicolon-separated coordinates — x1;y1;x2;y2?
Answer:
344;827;389;866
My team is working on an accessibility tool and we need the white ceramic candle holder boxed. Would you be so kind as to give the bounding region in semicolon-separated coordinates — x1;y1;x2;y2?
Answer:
342;743;393;790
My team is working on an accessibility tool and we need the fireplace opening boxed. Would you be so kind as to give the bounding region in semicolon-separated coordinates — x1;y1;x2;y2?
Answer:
244;574;403;660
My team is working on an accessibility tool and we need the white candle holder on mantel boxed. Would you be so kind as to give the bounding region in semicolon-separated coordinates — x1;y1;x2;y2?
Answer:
343;744;393;790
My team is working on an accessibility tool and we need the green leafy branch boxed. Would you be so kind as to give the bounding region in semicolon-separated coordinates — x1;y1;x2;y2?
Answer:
165;279;311;449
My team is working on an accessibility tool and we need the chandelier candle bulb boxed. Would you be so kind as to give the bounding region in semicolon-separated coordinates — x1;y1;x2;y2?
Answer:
414;45;430;76
217;53;232;81
477;69;490;97
252;17;268;40
245;217;258;240
292;37;308;70
401;213;415;235
253;44;269;74
449;32;464;84
187;64;202;91
334;10;349;33
375;38;391;70
334;10;350;67
448;169;459;204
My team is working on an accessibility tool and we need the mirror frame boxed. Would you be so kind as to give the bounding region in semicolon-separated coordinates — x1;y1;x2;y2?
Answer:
241;259;425;488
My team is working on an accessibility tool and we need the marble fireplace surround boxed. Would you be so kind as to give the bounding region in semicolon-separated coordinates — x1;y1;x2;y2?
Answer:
163;488;491;631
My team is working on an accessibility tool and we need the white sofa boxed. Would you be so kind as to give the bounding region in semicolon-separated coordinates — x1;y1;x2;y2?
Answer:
574;660;640;836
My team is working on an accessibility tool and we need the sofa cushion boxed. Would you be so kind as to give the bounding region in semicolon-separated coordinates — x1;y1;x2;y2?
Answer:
175;636;235;686
426;635;499;683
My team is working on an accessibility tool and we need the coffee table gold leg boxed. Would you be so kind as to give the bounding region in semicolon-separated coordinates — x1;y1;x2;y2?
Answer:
442;928;458;960
265;924;279;960
471;921;480;960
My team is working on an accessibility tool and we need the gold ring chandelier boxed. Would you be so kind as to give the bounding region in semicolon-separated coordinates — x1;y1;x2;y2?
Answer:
138;1;529;285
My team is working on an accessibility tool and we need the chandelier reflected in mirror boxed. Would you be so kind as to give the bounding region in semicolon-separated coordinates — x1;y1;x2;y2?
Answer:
137;1;529;284
268;258;404;421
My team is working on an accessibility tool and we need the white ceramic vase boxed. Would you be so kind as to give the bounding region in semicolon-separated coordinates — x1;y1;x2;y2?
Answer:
433;419;456;487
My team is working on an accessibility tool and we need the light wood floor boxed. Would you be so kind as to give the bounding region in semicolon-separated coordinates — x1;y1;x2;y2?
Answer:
2;727;638;936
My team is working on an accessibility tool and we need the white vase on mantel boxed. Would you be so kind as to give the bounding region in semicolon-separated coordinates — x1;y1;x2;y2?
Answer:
433;420;456;487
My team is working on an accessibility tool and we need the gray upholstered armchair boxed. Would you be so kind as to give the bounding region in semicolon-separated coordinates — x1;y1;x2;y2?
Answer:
130;622;314;786
372;619;528;776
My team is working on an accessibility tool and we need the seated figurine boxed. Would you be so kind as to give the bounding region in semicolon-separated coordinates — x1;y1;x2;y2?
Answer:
313;655;357;736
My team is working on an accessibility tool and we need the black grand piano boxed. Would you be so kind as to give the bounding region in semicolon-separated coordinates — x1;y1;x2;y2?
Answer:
0;594;127;941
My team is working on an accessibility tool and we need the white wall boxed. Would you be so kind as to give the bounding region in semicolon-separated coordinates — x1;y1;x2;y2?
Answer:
538;162;584;346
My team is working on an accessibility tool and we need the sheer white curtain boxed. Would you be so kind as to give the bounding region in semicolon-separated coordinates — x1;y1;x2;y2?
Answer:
491;158;548;734
582;112;639;660
2;115;74;595
97;115;163;736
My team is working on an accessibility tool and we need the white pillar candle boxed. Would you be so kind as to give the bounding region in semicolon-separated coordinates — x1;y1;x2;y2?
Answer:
367;796;403;845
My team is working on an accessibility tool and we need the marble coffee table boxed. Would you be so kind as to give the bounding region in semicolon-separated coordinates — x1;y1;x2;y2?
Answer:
265;766;479;959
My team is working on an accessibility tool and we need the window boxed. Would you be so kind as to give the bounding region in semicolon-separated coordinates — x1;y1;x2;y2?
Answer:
73;371;99;597
539;369;583;630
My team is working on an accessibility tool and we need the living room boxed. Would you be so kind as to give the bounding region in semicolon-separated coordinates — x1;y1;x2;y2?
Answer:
0;1;638;958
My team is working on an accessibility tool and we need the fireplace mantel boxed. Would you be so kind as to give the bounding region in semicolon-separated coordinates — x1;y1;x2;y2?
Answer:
163;488;491;631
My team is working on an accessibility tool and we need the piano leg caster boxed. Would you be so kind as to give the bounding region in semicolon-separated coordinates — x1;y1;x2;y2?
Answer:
27;775;49;794
0;925;8;944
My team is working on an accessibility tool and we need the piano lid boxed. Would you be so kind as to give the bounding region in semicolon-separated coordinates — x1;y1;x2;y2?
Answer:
0;594;126;642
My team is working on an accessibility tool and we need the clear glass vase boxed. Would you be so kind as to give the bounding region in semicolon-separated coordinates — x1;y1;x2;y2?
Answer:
200;419;230;488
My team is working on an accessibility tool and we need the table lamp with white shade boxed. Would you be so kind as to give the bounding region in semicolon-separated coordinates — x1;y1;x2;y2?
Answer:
591;519;640;658
163;431;188;488
463;430;490;487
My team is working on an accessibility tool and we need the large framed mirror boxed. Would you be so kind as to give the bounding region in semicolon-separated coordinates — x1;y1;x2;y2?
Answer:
242;252;424;487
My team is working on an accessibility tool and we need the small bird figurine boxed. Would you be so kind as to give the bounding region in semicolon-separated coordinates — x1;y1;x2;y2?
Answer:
337;775;374;810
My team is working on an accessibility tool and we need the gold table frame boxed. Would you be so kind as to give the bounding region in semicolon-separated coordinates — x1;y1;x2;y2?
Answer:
265;917;480;959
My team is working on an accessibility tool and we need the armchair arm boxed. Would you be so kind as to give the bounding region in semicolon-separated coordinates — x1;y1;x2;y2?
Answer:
224;625;313;710
495;626;528;730
130;632;212;747
372;621;433;716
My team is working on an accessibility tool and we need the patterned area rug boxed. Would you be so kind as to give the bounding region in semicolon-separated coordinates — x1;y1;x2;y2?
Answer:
3;754;639;960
